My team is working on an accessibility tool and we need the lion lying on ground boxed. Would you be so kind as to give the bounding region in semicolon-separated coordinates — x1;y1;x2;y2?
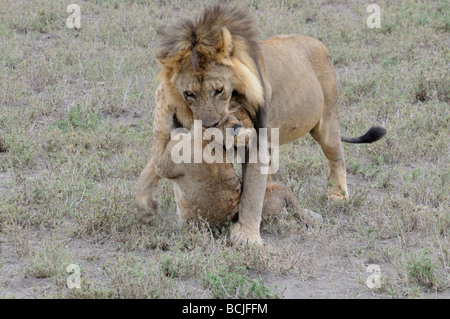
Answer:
152;99;322;227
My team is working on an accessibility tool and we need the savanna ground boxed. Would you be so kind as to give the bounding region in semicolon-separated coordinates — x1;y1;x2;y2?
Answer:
0;0;449;299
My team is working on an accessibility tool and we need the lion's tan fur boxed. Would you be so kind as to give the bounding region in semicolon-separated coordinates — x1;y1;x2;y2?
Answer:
156;5;265;125
137;5;366;245
150;102;319;226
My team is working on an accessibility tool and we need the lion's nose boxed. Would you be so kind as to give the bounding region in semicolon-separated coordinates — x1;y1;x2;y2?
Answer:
231;124;243;136
202;118;219;128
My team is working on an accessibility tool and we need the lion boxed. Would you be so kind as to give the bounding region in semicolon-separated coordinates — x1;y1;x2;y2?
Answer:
136;5;386;246
149;98;323;228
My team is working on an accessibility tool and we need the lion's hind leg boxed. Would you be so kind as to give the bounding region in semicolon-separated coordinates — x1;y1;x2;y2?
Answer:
307;40;349;201
310;115;349;201
262;183;323;227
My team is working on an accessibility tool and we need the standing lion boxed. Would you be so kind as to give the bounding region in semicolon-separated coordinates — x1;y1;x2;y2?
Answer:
136;5;386;246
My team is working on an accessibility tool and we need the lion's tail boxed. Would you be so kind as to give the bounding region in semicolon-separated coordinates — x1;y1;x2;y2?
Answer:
341;126;386;144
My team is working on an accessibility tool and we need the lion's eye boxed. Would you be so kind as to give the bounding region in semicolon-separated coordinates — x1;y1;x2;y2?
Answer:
184;91;197;100
215;87;224;97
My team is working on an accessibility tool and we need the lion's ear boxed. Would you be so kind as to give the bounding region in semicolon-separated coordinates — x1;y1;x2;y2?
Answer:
220;27;233;59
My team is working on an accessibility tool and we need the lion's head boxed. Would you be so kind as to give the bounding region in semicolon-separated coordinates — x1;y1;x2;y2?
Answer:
156;5;266;128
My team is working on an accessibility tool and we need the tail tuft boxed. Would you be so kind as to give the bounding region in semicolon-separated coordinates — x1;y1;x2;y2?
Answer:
341;126;387;144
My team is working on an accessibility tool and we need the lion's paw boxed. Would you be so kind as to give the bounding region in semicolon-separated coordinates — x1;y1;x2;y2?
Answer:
230;222;263;247
328;192;349;201
136;198;159;224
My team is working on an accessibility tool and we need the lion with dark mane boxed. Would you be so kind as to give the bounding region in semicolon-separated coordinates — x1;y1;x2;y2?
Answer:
136;5;386;245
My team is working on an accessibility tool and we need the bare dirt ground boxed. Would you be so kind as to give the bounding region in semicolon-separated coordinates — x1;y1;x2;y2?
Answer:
0;0;449;299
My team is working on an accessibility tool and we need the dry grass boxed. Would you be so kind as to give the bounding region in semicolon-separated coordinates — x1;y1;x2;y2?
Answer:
0;0;449;299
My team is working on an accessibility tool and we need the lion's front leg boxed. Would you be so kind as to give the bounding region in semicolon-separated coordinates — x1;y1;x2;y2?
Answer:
230;161;268;246
135;83;175;223
136;158;160;223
